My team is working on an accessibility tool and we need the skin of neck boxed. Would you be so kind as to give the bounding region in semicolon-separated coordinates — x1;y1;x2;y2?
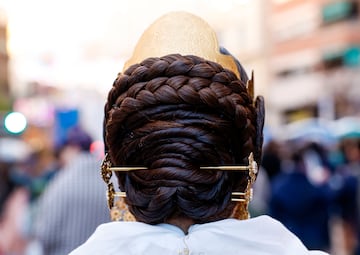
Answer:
165;215;195;234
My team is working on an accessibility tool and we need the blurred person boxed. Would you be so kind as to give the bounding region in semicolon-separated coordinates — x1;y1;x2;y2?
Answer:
249;165;271;217
0;161;16;215
0;186;29;255
0;137;32;209
10;149;59;202
70;12;328;255
330;137;360;255
0;159;29;255
28;149;58;201
261;140;283;181
0;139;54;255
28;126;109;255
269;142;333;252
250;139;283;216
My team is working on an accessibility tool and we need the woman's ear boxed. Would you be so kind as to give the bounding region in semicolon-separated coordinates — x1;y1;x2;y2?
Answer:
255;95;265;165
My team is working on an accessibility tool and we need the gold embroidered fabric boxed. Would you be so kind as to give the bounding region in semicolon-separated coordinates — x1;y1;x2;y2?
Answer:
110;198;136;222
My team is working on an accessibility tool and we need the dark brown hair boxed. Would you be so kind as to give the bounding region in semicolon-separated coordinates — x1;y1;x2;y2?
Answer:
104;54;264;224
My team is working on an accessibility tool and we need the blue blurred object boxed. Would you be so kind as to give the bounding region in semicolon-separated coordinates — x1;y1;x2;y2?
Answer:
54;108;79;149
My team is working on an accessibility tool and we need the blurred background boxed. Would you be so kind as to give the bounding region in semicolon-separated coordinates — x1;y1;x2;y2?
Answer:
0;0;359;254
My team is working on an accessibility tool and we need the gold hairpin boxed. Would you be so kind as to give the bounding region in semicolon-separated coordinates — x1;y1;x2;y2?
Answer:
111;190;250;202
110;166;148;171
114;191;126;197
108;153;257;174
110;165;250;171
231;192;247;202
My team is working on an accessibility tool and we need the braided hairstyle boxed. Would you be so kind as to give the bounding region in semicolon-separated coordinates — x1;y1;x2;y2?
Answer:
104;54;264;224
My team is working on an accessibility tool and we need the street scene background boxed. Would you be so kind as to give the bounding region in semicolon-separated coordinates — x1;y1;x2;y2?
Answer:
0;0;360;254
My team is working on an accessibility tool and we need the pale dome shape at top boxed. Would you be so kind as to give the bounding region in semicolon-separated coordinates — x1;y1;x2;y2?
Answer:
123;11;241;79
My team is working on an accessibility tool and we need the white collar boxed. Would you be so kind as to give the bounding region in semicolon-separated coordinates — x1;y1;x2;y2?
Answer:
70;216;329;255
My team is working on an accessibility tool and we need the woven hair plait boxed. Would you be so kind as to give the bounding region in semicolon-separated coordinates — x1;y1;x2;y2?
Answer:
105;54;253;128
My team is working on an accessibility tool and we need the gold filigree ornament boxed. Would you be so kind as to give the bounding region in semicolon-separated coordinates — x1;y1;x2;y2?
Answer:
102;153;258;221
100;154;136;221
110;197;136;222
230;153;258;220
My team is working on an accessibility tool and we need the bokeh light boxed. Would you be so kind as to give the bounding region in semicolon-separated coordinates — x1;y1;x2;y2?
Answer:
4;111;27;134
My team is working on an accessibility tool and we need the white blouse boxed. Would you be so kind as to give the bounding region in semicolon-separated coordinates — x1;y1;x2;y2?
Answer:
69;215;329;255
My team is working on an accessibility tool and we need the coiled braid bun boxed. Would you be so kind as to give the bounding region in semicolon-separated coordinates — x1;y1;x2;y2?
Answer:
104;53;264;224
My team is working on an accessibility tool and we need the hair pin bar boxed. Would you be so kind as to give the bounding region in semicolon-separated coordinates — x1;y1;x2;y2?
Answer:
114;190;247;202
108;153;256;172
109;165;250;172
231;192;247;202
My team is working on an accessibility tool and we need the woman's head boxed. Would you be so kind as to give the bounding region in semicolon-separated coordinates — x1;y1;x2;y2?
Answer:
103;12;264;224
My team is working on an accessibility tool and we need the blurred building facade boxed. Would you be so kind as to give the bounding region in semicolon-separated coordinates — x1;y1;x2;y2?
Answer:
4;0;359;130
212;0;270;101
268;0;360;126
0;9;10;112
2;0;271;139
0;9;10;138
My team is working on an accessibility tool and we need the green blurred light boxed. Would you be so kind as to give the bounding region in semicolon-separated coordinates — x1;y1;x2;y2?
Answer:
322;1;353;23
344;46;360;66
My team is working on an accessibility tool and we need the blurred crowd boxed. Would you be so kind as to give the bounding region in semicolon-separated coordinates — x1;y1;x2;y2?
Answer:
0;125;109;255
251;118;360;255
0;117;359;255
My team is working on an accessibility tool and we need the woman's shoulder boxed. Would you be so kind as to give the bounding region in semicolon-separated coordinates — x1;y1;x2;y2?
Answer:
188;215;330;255
68;221;184;255
191;214;292;233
